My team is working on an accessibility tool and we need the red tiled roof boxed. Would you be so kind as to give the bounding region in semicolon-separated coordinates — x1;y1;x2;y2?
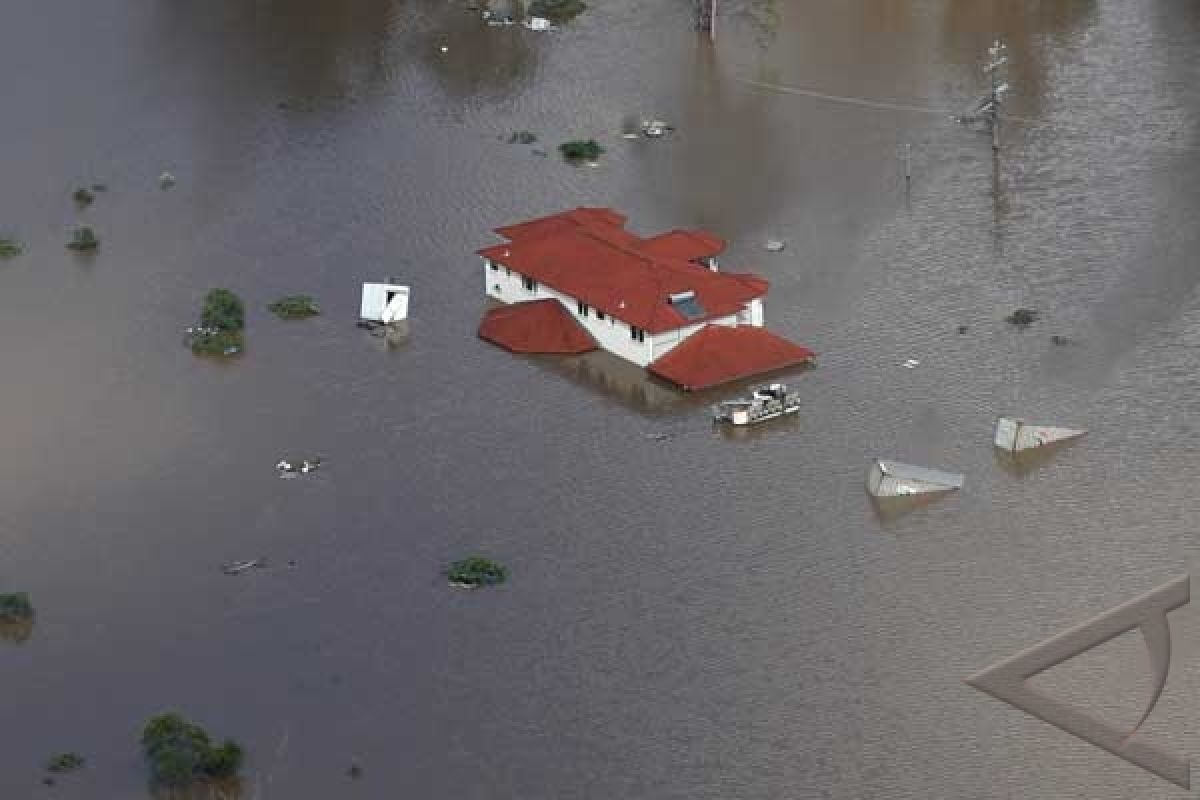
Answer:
479;209;765;334
636;230;726;261
478;299;597;354
647;325;816;391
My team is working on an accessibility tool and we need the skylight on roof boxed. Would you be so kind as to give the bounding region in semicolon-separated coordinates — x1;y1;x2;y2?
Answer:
668;290;706;320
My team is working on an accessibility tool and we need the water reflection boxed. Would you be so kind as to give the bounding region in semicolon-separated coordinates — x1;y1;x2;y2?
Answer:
662;41;787;242
992;438;1082;477
411;1;542;102
527;351;696;415
868;491;955;523
149;777;243;800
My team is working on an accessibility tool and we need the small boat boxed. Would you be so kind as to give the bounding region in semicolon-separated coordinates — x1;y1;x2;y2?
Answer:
712;383;800;426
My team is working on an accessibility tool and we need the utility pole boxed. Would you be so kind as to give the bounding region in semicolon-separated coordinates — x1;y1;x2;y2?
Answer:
982;40;1009;151
696;0;717;42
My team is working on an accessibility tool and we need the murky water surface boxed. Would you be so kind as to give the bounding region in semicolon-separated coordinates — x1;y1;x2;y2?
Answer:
2;1;1198;797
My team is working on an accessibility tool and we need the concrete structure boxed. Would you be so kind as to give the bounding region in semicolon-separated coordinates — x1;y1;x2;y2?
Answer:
477;208;811;389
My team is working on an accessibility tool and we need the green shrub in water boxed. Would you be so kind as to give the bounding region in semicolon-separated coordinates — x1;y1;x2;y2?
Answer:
141;712;244;787
0;237;22;258
46;753;86;773
447;557;508;588
530;0;587;23
201;289;245;331
558;139;603;162
66;227;99;251
268;295;320;319
0;592;33;621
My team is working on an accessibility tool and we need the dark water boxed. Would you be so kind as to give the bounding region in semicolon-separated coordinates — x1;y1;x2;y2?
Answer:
2;1;1198;797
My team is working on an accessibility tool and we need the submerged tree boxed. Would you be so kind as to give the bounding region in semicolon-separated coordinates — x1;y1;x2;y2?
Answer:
267;295;320;319
0;237;23;258
141;713;244;787
447;557;508;588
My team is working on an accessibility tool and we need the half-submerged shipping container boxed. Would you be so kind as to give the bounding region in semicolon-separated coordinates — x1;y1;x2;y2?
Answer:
993;417;1086;452
866;459;964;498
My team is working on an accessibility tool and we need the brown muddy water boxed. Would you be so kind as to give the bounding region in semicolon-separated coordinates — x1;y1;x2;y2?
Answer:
2;1;1199;797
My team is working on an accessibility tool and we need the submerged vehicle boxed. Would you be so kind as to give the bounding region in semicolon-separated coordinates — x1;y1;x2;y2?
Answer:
712;384;800;426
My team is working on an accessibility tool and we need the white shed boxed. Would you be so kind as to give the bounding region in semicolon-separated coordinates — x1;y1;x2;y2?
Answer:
866;459;963;498
361;283;410;323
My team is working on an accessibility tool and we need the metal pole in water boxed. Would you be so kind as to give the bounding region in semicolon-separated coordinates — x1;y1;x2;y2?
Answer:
710;0;717;44
904;143;912;187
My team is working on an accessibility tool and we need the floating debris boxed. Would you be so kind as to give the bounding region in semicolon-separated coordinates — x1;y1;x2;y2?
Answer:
268;295;320;319
90;183;108;192
559;139;604;163
347;763;363;780
957;325;969;334
712;383;800;426
994;417;1086;453
531;149;548;157
866;459;963;498
73;187;96;206
66;226;99;251
902;358;920;369
159;171;176;189
439;45;449;53
1050;334;1071;346
641;119;672;138
276;457;322;475
764;239;786;252
446;557;507;589
508;131;538;145
0;237;23;258
361;282;409;324
644;432;673;441
46;753;86;774
523;15;552;30
221;558;267;575
1005;308;1038;327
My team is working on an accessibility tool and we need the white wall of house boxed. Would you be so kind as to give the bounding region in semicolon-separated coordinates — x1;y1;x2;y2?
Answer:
483;258;761;367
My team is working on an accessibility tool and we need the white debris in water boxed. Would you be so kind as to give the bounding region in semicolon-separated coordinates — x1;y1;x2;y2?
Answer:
902;359;920;369
159;171;176;189
764;239;786;252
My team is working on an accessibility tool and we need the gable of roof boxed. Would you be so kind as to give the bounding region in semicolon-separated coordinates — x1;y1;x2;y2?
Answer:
479;209;766;334
647;325;816;391
478;298;597;354
636;230;725;261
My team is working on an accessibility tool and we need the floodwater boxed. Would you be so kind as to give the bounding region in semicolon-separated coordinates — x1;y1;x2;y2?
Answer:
2;1;1198;797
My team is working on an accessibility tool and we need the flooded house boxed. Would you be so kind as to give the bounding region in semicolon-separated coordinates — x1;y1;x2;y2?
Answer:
477;208;815;390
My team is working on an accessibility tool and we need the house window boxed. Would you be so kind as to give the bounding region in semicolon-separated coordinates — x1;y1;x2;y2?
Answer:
630;325;645;343
505;267;511;276
596;310;605;321
577;300;589;317
522;276;537;292
489;260;499;272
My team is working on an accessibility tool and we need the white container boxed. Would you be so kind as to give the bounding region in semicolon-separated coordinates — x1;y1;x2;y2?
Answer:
361;283;410;323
